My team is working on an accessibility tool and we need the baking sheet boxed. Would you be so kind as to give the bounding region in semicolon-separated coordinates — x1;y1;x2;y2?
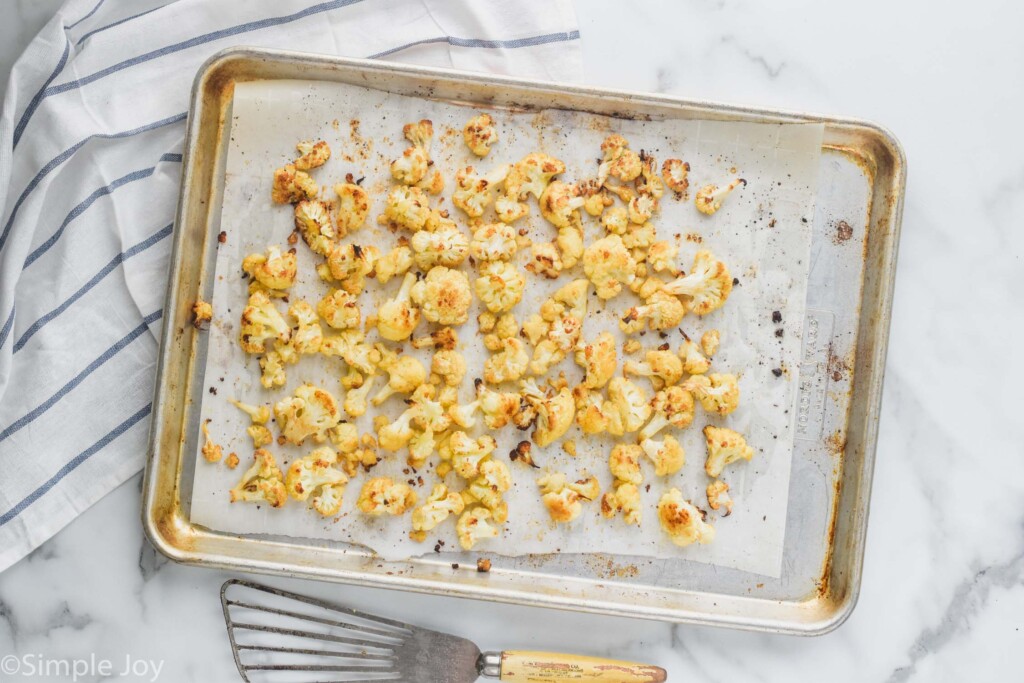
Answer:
189;79;822;578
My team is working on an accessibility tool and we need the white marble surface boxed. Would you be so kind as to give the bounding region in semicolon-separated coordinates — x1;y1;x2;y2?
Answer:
1;1;1022;681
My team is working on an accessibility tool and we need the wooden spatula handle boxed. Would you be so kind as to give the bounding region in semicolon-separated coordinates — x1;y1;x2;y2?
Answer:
498;650;667;682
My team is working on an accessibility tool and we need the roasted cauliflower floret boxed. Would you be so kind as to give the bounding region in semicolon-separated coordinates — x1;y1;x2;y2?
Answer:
704;425;754;477
469;223;519;262
377;272;421;341
628;193;658;225
539;181;585;228
573;386;616;435
412;267;472;325
229;398;270;425
684;372;740;416
451;379;522;429
317;289;360;330
597;134;642;185
639;385;695;441
378;185;431;232
679;338;711;374
707;480;734;516
475;260;525;314
274;384;341;445
608;444;643;485
574;332;617;389
200;420;222;463
192;298;212;328
344;377;374;419
636;151;664;198
294;199;336;256
601;481;642;526
695;177;746;215
621;222;656;254
258;350;287;388
230;449;287;507
412;484;466;534
607;377;651;434
456;506;501;550
519;380;575;447
445;431;498;480
326;243;378;295
484;337;529;384
647;240;679;273
272;164;318;204
601;205;629;236
639;434;685;476
431;349;467;387
663;250;733;315
333;182;370;236
243;245;297;291
524;241;564;279
662;158;690;198
372;352;427;405
411;224;470;270
463;113;498;156
452;164;509;218
583;235;636;300
658;488;715;546
239;291;290;354
391;120;433;186
538;472;600;524
411;327;459;351
505;152;565;200
623;350;684;390
576;178;613;217
285;447;347;512
294;139;331;171
374;245;414;284
701;329;721;356
357;477;417;516
466;459;512;522
285;300;323;355
619;291;687;334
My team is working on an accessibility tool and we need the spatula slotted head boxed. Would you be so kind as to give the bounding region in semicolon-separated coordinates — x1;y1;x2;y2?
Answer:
221;579;482;683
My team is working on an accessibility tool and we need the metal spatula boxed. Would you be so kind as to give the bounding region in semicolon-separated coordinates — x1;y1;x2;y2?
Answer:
222;579;667;682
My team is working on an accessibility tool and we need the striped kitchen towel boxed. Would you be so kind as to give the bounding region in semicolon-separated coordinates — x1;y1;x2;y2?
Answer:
0;0;581;573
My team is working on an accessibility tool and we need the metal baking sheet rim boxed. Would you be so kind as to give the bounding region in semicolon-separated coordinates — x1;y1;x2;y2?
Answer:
141;47;905;635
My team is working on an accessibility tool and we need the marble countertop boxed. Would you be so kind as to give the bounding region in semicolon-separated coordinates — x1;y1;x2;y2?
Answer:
1;1;1021;681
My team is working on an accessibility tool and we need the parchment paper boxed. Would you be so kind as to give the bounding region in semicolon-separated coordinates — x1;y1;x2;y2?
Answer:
189;79;822;578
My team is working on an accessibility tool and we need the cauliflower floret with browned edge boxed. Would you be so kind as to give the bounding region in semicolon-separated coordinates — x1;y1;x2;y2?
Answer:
412;267;472;326
285;300;323;355
621;222;656;253
573;386;616;435
412;327;459;351
449;379;521;429
372;351;427;405
583;234;636;300
470;223;519;261
636;151;664;199
200;420;222;463
519;380;575;447
239;291;290;354
285;447;347;508
538;472;600;523
619;291;687;334
274;384;341;445
391;120;433;186
230;449;287;507
334;183;370;236
607;377;651;434
229;398;269;425
411;224;470;270
684;372;740;416
662;159;690;198
272;164;317;204
647;240;679;273
412;484;466;534
529;316;582;376
475;260;525;314
505;152;565;201
377;272;421;341
707;480;734;516
466;459;512;522
243;245;297;291
576;178;613;217
658;488;715;546
452;164;509;218
679;338;711;374
378;185;431;232
601;205;629;236
317;289;360;330
294;140;330;171
574;331;617;389
695;177;746;215
639;385;695;441
457;506;501;550
463;113;498;156
557;224;584;270
524;241;564;279
539;181;585;228
484;337;529;385
430;348;466;387
357;477;417;516
640;435;685;476
192;298;212;328
628;193;658;225
601;481;642;526
326;243;379;295
597;134;642;185
701;329;721;356
624;350;684;390
663;249;733;315
294;199;336;256
609;444;643;485
445;431;498;480
344;375;375;418
259;351;286;388
704;425;754;477
374;245;413;284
